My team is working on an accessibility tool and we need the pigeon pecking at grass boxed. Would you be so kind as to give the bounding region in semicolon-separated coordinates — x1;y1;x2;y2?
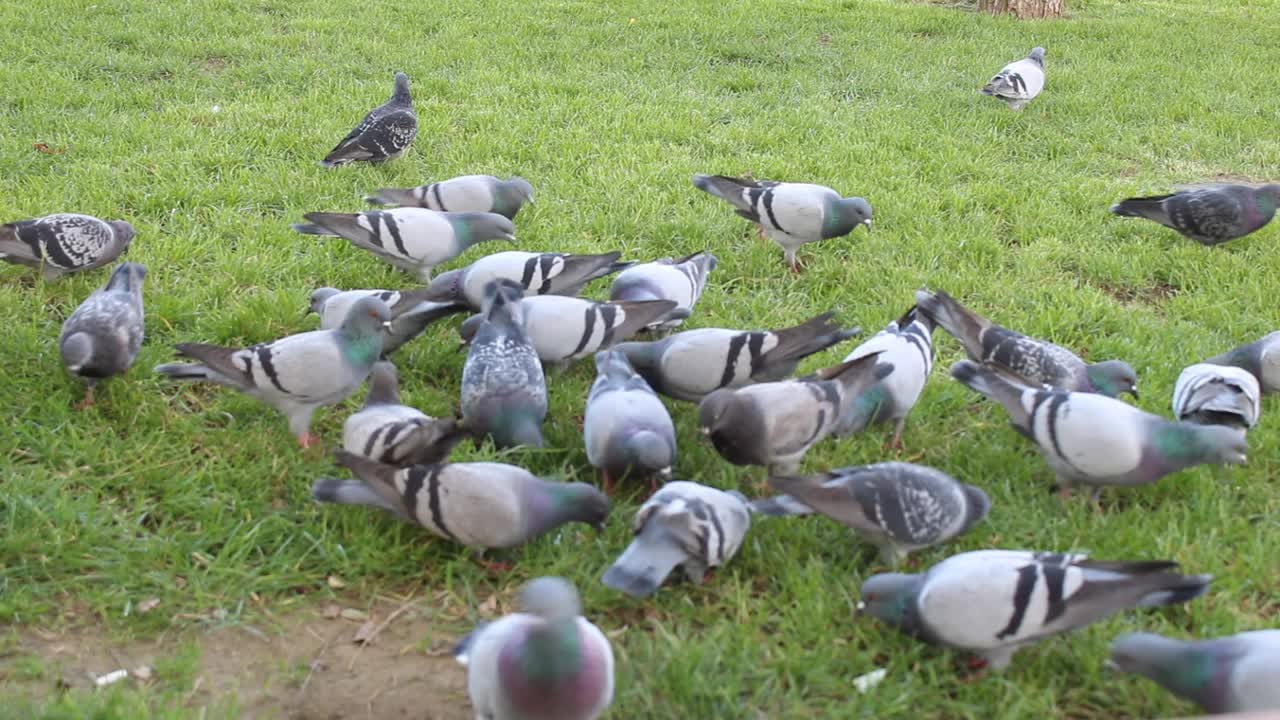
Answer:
0;213;135;279
1110;184;1280;246
460;280;548;449
58;262;146;409
418;250;635;310
981;46;1046;111
608;251;718;331
583;349;677;493
307;286;467;356
365;174;535;220
1107;630;1280;715
836;305;936;449
319;71;416;167
342;361;469;467
1172;362;1261;430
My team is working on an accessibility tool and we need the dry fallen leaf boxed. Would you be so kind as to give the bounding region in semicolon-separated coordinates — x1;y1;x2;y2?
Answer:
352;620;378;645
339;608;367;621
322;604;341;620
33;142;66;155
327;575;346;589
137;598;160;614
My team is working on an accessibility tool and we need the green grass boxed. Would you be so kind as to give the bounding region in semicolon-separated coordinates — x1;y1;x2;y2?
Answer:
2;0;1279;717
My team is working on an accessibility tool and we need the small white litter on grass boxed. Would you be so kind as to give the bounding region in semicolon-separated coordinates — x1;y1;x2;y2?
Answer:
852;668;887;694
93;669;129;687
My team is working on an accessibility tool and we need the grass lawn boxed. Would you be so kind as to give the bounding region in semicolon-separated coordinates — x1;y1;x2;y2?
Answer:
2;0;1279;717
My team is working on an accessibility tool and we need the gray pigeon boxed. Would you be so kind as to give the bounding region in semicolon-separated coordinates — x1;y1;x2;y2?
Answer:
344;361;469;466
753;462;990;566
291;208;515;282
836;305;936;448
692;174;872;272
314;450;610;549
0;213;135;279
307;287;466;356
458;296;678;373
1110;184;1280;246
365;174;535;220
453;577;615;720
58;262;146;409
607;251;718;331
601;481;750;598
981;47;1046;110
950;359;1247;504
697;353;891;475
319;71;416;167
1108;630;1280;715
1205;331;1280;393
916;289;1138;398
858;549;1211;670
418;250;635;310
460;280;547;449
154;296;392;448
611;311;862;402
1172;363;1260;430
583;349;677;492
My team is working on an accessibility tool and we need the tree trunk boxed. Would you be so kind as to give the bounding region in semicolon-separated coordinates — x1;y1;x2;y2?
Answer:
978;0;1064;18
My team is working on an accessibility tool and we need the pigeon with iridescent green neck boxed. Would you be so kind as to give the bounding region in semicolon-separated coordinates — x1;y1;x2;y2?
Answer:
461;280;547;449
1205;331;1280;394
365;174;534;220
1111;184;1280;246
1108;630;1280;714
308;287;466;356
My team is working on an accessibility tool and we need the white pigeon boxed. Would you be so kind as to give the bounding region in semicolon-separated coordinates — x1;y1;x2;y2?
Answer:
608;251;718;331
837;305;936;448
981;47;1046;110
364;174;535;220
1172;362;1261;430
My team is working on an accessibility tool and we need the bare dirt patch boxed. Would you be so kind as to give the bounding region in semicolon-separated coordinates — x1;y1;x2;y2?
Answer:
1091;279;1178;306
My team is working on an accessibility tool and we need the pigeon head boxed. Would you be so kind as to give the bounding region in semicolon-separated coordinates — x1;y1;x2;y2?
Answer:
594;348;638;382
857;573;924;632
390;71;411;104
505;176;536;204
455;212;517;247
104;261;146;293
1107;633;1208;698
364;361;401;406
520;577;582;620
481;278;527;320
1087;360;1139;399
547;481;611;532
341;296;394;336
696;389;735;436
962;484;992;528
457;314;482;349
1256;184;1280;214
1156;422;1247;467
1028;47;1046;65
308;287;342;316
108;220;137;246
827;197;874;237
1196;424;1248;466
421;268;465;303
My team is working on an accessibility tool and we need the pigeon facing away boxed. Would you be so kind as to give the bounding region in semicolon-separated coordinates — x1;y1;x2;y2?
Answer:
419;250;635;310
58;262;146;408
1110;184;1280;246
460;281;548;449
1172;363;1261;430
0;213;135;279
756;463;990;566
292;208;515;282
314;450;610;549
1206;331;1280;393
692;174;872;272
981;47;1046;111
858;549;1211;670
343;361;469;466
365;174;535;220
308;287;466;356
583;349;677;491
1108;630;1280;715
612;312;861;402
319;71;416;167
608;251;718;331
154;296;392;448
453;577;615;720
837;305;936;448
602;481;750;598
950;360;1248;504
697;353;891;475
916;289;1138;399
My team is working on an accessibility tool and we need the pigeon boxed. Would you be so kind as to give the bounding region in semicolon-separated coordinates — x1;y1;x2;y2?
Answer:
314;450;610;549
981;47;1046;110
1110;184;1280;246
460;280;548;449
692;174;872;272
365;174;535;220
836;305;936;448
1205;331;1280;393
949;359;1248;504
418;250;635;310
58;262;146;409
607;251;718;331
154;295;392;448
0;213;135;279
343;361;469;466
319;71;416;167
291;208;515;282
601;481;750;598
1107;630;1280;715
583;349;677;492
858;549;1211;670
611;311;862;402
453;577;614;720
697;353;891;475
1172;363;1261;430
915;289;1138;399
754;462;990;566
458;296;679;373
307;287;466;356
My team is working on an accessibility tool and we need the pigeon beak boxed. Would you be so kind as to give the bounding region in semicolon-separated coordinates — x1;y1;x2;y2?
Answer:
381;320;394;331
456;341;469;353
1128;386;1140;400
1102;659;1120;672
862;219;873;233
502;232;517;243
854;600;867;614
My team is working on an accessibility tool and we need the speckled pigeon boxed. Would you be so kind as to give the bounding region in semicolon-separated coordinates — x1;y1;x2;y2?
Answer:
460;280;547;449
583;349;677;492
58;262;146;409
1108;630;1280;714
1205;331;1280;393
419;250;635;310
1111;184;1280;246
837;305;936;448
319;71;416;167
365;174;535;220
981;47;1045;110
608;251;718;331
0;213;135;279
307;287;466;356
343;361;468;466
1172;363;1260;430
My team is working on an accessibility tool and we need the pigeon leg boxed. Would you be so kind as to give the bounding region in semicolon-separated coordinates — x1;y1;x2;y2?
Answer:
756;225;767;241
73;383;96;411
297;432;323;449
1089;486;1105;515
600;469;614;496
958;656;989;683
884;419;906;452
477;557;514;573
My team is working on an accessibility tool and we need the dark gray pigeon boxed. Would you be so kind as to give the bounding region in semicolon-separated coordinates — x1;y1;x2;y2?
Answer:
365;174;535;220
58;262;146;409
611;311;861;402
601;481;750;598
1110;184;1280;246
308;287;466;356
0;213;135;279
419;250;635;310
1171;362;1260;430
1108;630;1280;714
319;71;416;167
859;549;1211;670
314;450;610;549
692;174;872;272
754;462;990;566
916;289;1138;398
607;251;718;331
1205;331;1280;394
981;47;1046;110
343;361;468;467
583;349;677;492
836;305;936;448
460;280;547;449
